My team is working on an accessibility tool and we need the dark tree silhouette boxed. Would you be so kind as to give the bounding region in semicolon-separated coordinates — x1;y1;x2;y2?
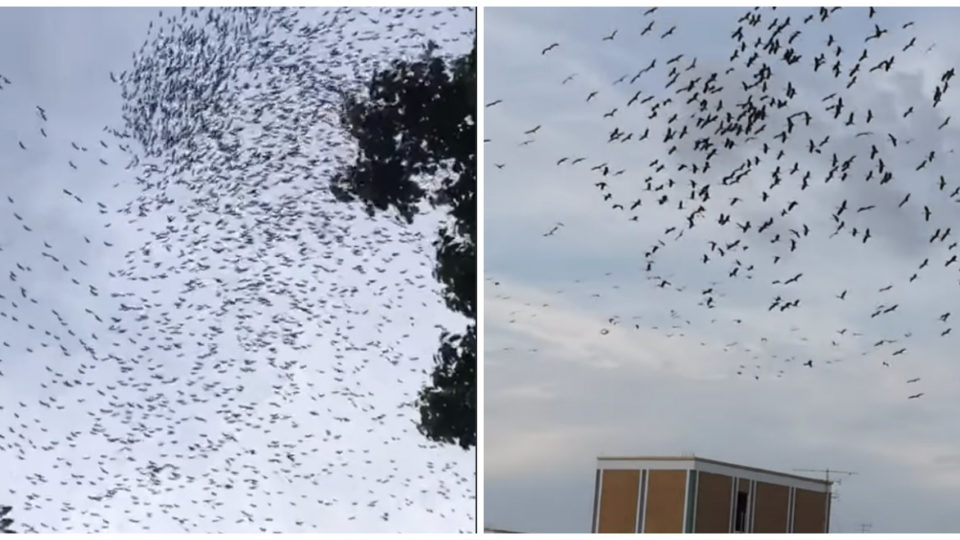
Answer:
0;505;14;534
331;39;476;449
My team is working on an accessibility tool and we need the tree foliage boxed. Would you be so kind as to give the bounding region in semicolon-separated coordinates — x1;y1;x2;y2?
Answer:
331;40;476;449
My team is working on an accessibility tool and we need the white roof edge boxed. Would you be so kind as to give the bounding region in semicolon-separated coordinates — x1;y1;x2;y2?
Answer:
596;457;831;493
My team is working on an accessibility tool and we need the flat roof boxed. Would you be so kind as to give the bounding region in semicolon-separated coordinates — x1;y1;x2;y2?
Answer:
597;456;832;487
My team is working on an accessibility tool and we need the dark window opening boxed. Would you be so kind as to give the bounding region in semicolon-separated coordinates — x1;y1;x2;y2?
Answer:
734;491;748;533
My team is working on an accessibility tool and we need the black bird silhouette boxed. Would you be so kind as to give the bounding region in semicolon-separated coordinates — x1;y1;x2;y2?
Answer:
865;23;888;42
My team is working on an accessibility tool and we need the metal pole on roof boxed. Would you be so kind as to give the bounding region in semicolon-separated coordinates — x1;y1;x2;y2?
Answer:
793;467;857;493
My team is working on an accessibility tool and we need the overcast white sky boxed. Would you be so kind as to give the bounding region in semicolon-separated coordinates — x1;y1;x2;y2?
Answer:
0;6;475;533
485;6;960;533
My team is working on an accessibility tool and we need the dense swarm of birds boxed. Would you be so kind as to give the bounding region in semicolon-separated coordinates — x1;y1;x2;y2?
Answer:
487;6;960;399
0;6;475;533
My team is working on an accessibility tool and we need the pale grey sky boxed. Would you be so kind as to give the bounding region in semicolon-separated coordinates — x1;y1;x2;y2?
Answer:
485;6;960;533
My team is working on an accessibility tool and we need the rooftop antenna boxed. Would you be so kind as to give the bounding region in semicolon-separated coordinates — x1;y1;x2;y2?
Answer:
793;468;858;533
793;467;857;494
859;522;872;533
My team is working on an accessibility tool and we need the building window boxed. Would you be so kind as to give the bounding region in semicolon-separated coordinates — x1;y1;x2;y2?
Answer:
734;491;748;533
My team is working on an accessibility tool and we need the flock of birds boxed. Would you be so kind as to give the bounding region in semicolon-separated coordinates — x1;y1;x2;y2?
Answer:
0;6;474;533
487;6;960;400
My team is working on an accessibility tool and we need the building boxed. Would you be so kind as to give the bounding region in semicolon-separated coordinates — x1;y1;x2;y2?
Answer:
592;456;831;533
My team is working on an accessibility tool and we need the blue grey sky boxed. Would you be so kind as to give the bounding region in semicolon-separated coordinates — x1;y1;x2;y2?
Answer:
485;6;960;533
0;6;475;533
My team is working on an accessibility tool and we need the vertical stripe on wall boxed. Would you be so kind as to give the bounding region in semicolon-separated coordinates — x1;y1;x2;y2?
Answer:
635;470;647;533
786;487;794;533
592;469;603;533
728;476;736;533
681;470;689;533
640;469;650;533
691;471;698;533
748;480;756;533
685;470;698;533
824;488;832;533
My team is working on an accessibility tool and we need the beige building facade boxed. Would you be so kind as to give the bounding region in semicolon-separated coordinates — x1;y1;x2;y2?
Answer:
592;456;831;533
